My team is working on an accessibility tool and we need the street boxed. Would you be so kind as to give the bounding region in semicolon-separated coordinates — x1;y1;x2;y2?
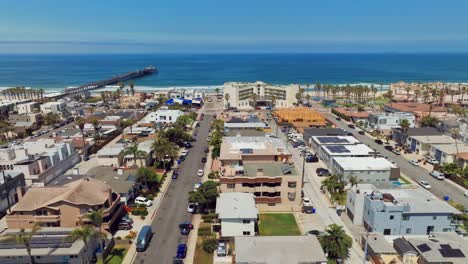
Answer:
322;112;468;208
134;114;213;264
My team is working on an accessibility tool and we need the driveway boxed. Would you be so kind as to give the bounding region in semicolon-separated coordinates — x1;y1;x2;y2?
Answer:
134;113;213;264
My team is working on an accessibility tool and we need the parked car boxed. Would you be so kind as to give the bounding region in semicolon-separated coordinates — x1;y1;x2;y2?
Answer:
358;130;365;135
419;180;431;189
409;159;419;166
193;183;202;191
136;225;153;252
172;169;179;179
348;124;355;129
316;168;327;173
176;244;187;259
117;221;133;230
303;197;312;207
374;139;383;145
197;169;204;177
384;145;394;151
464;191;468;197
430;171;445;180
305;230;324;237
204;147;209;153
336;117;341;121
121;214;134;224
392;149;401;155
187;203;197;213
201;157;207;163
427;158;439;165
217;241;227;257
317;169;330;177
179;221;193;235
305;154;318;163
303;205;314;214
135;196;153;207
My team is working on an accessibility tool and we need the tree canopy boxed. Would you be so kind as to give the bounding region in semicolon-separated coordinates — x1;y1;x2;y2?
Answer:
319;224;352;261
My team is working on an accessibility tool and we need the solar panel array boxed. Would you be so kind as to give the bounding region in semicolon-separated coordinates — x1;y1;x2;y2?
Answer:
0;236;73;249
439;244;465;258
417;243;431;253
317;137;350;144
240;148;253;154
326;145;351;153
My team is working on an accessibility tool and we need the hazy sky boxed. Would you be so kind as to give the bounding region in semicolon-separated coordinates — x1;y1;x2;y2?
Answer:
1;0;468;53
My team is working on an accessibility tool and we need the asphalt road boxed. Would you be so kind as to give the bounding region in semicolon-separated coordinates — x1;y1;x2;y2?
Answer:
323;112;468;208
134;114;213;264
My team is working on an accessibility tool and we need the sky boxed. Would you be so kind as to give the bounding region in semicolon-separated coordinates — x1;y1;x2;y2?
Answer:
1;0;468;54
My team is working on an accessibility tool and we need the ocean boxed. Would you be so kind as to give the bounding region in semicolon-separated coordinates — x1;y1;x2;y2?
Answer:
0;53;468;93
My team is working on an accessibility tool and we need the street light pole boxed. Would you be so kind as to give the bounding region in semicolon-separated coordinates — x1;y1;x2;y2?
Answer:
0;165;12;214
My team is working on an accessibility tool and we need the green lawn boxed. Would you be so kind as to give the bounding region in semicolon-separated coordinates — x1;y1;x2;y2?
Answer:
259;213;301;236
399;176;411;184
98;246;127;264
194;237;213;264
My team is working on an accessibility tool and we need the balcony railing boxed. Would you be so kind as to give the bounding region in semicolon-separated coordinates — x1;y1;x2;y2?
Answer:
220;177;282;184
255;197;281;204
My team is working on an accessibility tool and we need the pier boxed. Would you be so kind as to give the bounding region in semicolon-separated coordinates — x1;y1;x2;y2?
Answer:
57;66;157;98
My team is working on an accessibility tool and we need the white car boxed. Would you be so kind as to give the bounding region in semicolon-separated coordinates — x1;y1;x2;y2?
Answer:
303;197;312;207
187;203;196;213
135;196;153;207
197;169;204;177
430;170;445;180
464;191;468;197
419;180;431;189
409;160;419;166
194;183;202;191
427;158;439;165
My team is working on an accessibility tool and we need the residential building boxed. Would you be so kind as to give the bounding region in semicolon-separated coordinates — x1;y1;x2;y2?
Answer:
392;238;418;264
332;107;370;124
0;172;26;218
459;119;468;142
123;140;154;168
303;128;350;146
383;102;446;123
235;236;327;264
368;112;416;132
120;92;145;108
274;107;327;132
331;157;399;182
96;143;126;167
223;81;299;109
404;232;468;264
406;135;455;155
6;177;124;230
224;115;269;133
318;144;376;168
429;143;468;164
0;228;99;264
40;101;66;115
348;184;460;235
219;137;301;211
215;192;258;237
309;135;360;151
8;113;43;125
17;102;39;114
361;232;400;264
456;152;468;169
391;127;442;146
0;139;80;186
140;108;184;124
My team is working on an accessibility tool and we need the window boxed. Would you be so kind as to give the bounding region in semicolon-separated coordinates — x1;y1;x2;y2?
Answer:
443;228;451;232
243;220;250;224
288;182;297;188
402;215;410;221
433;216;437;220
383;229;391;235
227;183;235;189
243;231;251;235
406;228;412;234
389;215;394;220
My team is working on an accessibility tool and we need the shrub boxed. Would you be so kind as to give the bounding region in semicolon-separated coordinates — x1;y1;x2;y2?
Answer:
146;194;154;200
140;215;146;220
197;226;212;236
202;238;218;253
201;213;218;223
208;171;219;179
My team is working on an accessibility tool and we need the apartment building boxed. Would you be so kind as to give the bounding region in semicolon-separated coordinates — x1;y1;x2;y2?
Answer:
330;157;399;182
407;135;455;155
6;177;123;230
347;184;459;235
215;192;258;237
0;172;26;217
223;81;299;109
40;101;66;115
0;139;80;186
274;107;327;132
17;102;40;114
319;144;376;168
140;108;184;124
219;137;301;211
430;143;468;164
368;112;416;132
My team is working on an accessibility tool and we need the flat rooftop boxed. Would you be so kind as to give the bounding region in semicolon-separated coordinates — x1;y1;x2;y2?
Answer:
431;143;468;155
235;236;327;264
409;135;455;144
312;136;360;145
322;144;375;156
220;137;290;160
333;157;397;170
216;192;258;219
243;163;297;177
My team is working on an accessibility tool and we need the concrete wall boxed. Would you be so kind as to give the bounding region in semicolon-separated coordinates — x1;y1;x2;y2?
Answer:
220;218;256;237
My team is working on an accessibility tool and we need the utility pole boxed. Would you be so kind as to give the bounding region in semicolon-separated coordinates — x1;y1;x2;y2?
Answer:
0;165;13;214
301;150;306;188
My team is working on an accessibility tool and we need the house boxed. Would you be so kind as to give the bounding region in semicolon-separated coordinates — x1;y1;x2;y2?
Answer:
234;236;327;264
122;140;154;168
332;107;370;124
0;172;26;218
0;228;99;264
96;143;126;167
40;101;66;115
215;193;258;237
6;177;124;231
140;108;184;124
351;184;460;235
383;102;446;124
361;232;400;264
404;232;468;264
330;157;399;182
459;119;468;142
224;115;269;133
0;139;80;186
406;135;455;155
223;81;299;109
392;238;418;264
318;144;376;168
429;143;468;164
368;112;416;132
391;127;442;146
455;152;468;169
218;137;301;211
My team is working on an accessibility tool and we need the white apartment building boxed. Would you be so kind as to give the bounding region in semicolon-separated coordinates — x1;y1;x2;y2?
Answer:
330;157;399;182
0;139;79;186
215;193;258;237
368;112;416;131
17;102;40;114
40;101;66;115
223;81;299;110
140;108;184;124
318;144;376;168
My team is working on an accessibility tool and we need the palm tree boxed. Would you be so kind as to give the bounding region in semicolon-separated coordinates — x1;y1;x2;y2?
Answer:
75;117;87;159
423;90;430;103
414;89;421;102
348;175;360;187
315;82;321;98
405;87;411;101
371;85;377;104
451;128;460;159
152;137;178;171
123;119;136;141
250;93;258;108
129;80;135;96
215;87;220;100
90;118;101;145
2;223;41;264
87;209;107;257
67;225;98;264
123;143;147;167
224;93;230;109
400;119;410;148
319;224;352;261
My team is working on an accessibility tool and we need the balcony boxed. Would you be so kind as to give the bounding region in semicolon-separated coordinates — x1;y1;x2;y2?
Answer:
220;177;282;184
34;215;61;222
255;197;281;204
